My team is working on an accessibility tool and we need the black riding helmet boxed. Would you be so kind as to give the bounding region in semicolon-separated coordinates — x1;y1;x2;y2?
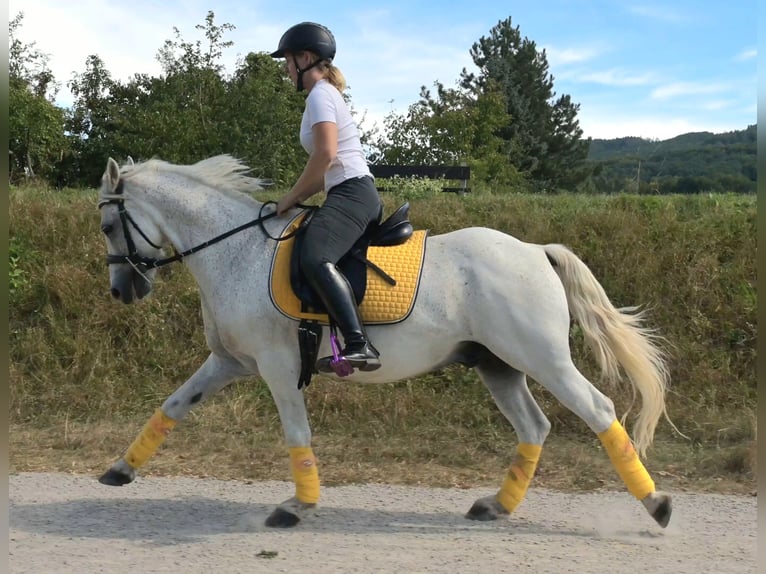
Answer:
270;22;336;91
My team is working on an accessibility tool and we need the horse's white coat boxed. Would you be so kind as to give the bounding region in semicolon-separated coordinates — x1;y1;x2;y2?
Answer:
98;155;671;523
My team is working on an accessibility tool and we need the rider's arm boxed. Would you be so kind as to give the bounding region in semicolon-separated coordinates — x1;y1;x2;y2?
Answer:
276;121;337;215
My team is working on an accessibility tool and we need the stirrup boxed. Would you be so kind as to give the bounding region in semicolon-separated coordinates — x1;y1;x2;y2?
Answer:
315;325;380;375
315;351;381;374
318;326;355;377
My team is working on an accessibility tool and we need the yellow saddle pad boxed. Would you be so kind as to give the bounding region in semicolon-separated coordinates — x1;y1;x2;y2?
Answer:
269;214;428;325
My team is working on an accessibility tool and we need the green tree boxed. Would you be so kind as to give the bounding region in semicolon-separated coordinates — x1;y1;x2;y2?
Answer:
10;84;68;183
226;51;306;183
461;17;590;190
64;11;239;184
381;82;474;165
378;79;522;187
63;54;117;185
62;11;307;186
150;10;233;158
467;80;526;186
9;12;56;97
9;12;68;183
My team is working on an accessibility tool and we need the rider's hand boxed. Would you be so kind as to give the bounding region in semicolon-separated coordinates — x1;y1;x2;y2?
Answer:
276;196;293;216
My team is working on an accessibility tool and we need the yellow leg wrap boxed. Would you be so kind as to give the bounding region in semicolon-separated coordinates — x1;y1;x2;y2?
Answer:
124;409;177;469
289;447;320;504
598;420;655;500
497;443;542;513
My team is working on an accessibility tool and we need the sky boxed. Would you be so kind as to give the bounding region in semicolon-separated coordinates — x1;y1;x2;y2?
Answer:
9;0;757;141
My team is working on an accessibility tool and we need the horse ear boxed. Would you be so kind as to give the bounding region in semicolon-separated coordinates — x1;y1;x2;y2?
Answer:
126;156;134;166
104;157;121;193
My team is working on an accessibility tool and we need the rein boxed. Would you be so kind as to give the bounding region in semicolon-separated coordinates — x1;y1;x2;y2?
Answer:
98;198;315;271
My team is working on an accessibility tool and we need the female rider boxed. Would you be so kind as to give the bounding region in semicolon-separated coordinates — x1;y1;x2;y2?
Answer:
271;22;382;372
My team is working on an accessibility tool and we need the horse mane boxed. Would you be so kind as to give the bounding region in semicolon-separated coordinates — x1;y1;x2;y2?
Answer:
120;155;267;199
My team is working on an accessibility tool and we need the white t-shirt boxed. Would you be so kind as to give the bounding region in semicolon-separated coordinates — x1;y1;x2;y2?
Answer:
300;79;371;190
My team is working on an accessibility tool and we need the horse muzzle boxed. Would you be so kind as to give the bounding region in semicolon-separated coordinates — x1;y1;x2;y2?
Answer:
110;266;154;304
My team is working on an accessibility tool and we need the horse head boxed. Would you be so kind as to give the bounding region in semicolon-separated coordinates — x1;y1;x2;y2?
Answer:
98;157;164;304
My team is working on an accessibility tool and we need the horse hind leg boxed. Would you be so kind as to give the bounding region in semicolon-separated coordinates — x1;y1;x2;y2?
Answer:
529;356;672;527
541;242;672;526
466;354;551;521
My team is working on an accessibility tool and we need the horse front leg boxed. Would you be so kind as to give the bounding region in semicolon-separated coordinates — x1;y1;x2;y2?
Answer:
467;358;551;521
259;367;319;528
99;352;249;486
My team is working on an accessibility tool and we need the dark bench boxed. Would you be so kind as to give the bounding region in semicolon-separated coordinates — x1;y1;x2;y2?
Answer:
369;164;471;194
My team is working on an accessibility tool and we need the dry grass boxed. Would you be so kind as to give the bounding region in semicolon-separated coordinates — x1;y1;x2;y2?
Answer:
9;187;756;494
9;412;755;494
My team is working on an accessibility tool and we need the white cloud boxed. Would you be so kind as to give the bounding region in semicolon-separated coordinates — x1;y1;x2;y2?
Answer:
9;0;287;108
544;45;602;67
627;4;688;23
700;100;737;111
735;48;757;61
10;0;213;106
577;68;655;87
650;81;729;99
340;22;477;118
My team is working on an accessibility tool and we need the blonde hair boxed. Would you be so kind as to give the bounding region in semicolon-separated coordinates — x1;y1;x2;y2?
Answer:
321;62;347;92
298;51;347;92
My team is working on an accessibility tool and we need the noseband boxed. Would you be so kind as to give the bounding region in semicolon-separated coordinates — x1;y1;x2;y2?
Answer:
98;198;165;271
97;197;312;270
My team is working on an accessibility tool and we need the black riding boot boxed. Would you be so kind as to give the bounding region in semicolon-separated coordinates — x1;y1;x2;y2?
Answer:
310;262;381;371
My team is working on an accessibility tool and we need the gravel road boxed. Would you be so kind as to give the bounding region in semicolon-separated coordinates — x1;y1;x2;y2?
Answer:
9;472;756;573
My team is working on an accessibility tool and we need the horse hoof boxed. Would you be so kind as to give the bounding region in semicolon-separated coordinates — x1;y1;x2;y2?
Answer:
651;495;672;528
265;507;301;528
98;468;134;486
466;502;497;521
642;491;672;528
465;497;507;521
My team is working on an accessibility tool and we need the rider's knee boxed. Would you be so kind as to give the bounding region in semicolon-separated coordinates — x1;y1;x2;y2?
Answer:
299;250;324;278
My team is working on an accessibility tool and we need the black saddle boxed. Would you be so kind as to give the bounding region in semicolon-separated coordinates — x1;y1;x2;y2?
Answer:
289;202;414;313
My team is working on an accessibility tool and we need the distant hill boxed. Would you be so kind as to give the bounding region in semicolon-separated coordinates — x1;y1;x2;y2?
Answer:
584;124;756;194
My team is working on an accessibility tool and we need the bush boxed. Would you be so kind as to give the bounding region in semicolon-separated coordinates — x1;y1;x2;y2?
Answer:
376;175;445;200
9;237;28;301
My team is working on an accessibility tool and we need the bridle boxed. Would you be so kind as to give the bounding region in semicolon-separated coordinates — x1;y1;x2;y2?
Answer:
97;196;314;271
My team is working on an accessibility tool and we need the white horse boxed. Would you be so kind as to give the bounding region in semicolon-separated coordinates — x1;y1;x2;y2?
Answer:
96;154;674;529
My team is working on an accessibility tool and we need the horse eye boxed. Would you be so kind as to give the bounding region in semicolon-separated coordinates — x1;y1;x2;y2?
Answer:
101;223;114;235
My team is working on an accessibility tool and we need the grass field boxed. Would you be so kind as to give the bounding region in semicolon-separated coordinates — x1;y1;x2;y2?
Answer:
9;185;756;494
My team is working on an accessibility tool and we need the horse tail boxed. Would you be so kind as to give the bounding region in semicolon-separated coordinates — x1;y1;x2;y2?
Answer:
543;243;674;458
